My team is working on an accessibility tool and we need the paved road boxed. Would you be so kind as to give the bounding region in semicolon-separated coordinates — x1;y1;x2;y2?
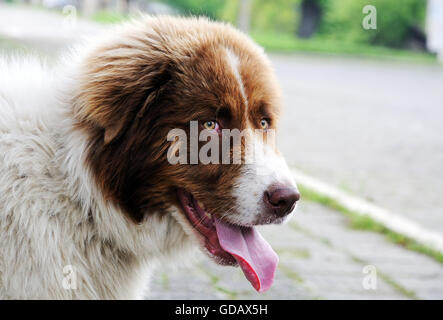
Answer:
274;55;443;235
1;4;443;299
0;3;103;56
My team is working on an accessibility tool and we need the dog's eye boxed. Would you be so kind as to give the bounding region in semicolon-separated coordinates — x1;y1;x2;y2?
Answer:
203;120;218;131
260;119;269;129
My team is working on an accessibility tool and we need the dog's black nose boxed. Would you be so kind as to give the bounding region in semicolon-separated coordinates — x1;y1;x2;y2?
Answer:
264;184;300;217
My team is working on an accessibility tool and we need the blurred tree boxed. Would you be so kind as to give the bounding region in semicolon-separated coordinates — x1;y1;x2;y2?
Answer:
318;0;427;48
297;0;322;38
250;0;299;34
219;0;239;25
157;0;427;51
161;0;226;19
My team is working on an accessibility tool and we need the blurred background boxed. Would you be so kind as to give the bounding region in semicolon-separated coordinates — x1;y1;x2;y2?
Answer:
1;0;442;299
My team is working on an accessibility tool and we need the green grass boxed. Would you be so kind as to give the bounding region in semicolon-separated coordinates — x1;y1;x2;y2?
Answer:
290;217;418;299
91;10;130;24
378;271;419;300
278;264;304;284
213;285;238;299
299;184;443;264
349;255;419;300
196;265;239;299
276;247;311;260
252;31;437;64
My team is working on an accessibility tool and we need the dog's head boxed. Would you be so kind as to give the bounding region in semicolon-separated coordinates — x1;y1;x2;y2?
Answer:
74;16;299;292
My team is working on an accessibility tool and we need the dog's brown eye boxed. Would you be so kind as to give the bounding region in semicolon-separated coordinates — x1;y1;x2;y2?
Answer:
203;120;217;130
260;119;269;129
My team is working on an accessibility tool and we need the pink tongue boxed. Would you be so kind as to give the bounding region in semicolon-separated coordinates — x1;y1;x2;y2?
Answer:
214;219;278;292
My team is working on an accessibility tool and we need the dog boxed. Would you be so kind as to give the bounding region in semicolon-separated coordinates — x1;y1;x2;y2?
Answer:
0;16;299;299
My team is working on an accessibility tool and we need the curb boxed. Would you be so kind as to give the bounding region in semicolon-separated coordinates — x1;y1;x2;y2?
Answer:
292;168;443;253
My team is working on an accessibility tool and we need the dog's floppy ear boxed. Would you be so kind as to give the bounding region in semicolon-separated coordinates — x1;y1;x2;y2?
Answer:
74;46;172;145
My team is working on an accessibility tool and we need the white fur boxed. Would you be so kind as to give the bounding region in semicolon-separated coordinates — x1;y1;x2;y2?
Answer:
223;48;297;225
0;55;195;299
232;135;298;226
224;48;248;113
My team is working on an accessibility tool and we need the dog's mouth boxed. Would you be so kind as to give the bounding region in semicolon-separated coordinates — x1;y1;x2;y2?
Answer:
177;188;278;293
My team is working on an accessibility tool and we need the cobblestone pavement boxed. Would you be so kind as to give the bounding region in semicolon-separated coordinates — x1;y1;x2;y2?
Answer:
148;201;443;300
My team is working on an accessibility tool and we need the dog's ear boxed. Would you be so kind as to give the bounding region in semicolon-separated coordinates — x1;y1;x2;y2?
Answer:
74;48;172;145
